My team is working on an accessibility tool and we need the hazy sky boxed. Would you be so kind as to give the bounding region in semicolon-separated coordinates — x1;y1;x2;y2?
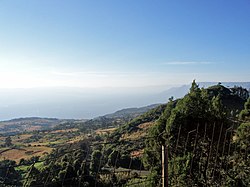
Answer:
0;0;249;88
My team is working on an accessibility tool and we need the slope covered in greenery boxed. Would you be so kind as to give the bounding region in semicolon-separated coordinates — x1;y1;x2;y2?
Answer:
110;104;167;141
77;104;161;133
110;83;246;148
143;81;249;186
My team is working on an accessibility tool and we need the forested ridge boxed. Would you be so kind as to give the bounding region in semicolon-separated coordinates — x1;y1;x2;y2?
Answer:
0;81;249;186
143;81;249;186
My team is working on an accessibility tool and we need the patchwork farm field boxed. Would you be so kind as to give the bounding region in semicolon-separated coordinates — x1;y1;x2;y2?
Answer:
0;146;52;162
0;128;86;163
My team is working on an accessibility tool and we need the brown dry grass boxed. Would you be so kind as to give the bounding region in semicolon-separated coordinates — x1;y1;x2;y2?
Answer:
0;146;52;162
121;122;154;141
137;122;154;129
67;135;85;144
95;128;117;135
121;130;147;141
130;149;144;158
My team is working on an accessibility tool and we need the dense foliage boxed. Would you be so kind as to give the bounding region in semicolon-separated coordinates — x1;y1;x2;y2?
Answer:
144;81;249;186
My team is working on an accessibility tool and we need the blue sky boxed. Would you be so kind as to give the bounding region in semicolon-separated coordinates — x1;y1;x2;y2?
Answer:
0;0;249;88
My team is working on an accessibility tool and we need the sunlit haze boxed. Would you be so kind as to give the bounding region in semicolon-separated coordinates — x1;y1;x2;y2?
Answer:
1;1;250;89
0;1;249;120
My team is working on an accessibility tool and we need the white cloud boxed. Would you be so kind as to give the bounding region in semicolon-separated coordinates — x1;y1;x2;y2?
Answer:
50;71;109;77
163;61;213;65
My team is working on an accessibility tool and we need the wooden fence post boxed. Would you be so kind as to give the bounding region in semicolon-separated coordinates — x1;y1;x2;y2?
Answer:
162;145;168;187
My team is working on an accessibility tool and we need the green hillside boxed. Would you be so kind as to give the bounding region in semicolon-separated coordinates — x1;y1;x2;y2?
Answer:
103;82;249;186
143;81;249;186
109;83;247;150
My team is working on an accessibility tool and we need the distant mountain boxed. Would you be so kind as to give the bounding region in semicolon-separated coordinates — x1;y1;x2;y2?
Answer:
0;104;162;135
78;104;161;131
1;83;248;120
1;82;249;134
104;104;159;119
158;85;190;100
0;87;171;120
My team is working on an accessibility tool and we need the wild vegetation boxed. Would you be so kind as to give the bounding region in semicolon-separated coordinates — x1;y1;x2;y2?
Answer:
0;82;249;186
143;81;249;186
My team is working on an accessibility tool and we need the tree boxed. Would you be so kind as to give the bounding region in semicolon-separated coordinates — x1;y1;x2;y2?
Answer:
144;81;230;186
90;150;102;173
23;165;40;187
25;142;95;187
225;123;250;186
231;86;249;100
5;136;12;147
108;150;120;168
239;98;250;121
212;94;225;118
0;160;21;186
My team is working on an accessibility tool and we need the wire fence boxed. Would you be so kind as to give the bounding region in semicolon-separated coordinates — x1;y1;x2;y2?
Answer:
0;118;247;187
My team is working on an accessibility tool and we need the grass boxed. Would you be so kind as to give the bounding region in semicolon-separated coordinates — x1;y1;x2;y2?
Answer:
95;127;117;135
0;146;52;162
67;135;86;143
16;162;44;178
12;134;33;143
120;122;154;141
0;130;86;163
125;176;150;187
